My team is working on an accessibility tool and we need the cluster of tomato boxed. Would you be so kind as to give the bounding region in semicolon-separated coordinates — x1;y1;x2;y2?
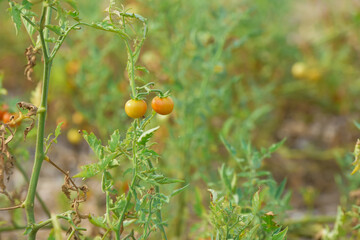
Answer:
0;104;21;127
125;96;174;118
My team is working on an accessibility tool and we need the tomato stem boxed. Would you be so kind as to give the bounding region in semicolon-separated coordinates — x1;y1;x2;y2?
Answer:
24;4;52;240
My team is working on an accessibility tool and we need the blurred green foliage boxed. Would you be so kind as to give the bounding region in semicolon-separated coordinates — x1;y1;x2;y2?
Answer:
1;0;360;239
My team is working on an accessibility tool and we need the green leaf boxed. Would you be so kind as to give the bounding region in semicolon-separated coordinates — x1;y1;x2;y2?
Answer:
136;66;149;74
137;126;159;145
23;16;36;37
354;120;360;130
83;131;104;161
101;171;113;192
275;179;287;200
89;215;107;229
268;138;286;153
220;134;243;164
46;24;64;36
353;224;360;230
252;190;260;214
22;0;32;10
88;21;129;39
54;122;63;139
219;164;233;193
261;214;279;233
108;130;120;152
272;227;288;240
194;187;204;217
47;229;55;240
170;184;189;198
73;163;100;179
67;10;80;21
24;225;32;235
8;4;22;35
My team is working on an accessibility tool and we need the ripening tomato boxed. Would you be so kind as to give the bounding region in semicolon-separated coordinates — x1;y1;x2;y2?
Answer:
2;112;21;127
125;99;147;118
0;104;9;120
151;96;174;115
67;128;82;145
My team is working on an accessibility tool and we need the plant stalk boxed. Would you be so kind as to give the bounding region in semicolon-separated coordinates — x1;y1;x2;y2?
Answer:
23;5;52;239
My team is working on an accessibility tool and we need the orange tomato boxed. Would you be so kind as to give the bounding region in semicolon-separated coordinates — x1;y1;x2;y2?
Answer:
151;96;174;115
0;104;9;120
3;112;21;127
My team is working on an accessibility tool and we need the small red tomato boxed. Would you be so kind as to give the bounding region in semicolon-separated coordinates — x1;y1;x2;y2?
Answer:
125;99;147;118
151;96;174;115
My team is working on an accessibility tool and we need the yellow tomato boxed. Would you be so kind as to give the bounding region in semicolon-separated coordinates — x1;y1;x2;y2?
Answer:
67;129;82;145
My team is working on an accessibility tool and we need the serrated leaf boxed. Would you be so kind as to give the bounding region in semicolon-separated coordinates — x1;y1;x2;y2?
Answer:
108;130;120;152
54;122;63;138
9;4;22;35
73;163;100;179
83;131;104;160
137;126;159;145
261;214;279;233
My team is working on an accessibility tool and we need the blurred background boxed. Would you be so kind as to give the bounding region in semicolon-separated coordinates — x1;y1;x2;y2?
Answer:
1;0;360;239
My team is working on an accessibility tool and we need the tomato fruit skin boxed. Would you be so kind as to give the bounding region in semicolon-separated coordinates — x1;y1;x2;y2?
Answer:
151;96;174;115
125;99;147;118
67;128;82;145
0;104;9;120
